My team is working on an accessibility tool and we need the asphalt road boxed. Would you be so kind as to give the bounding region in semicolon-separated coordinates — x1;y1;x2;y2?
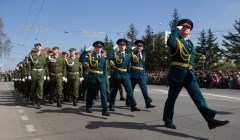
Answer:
0;81;239;140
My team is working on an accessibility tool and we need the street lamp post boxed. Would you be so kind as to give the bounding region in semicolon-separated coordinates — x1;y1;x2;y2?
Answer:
201;55;206;71
152;31;155;51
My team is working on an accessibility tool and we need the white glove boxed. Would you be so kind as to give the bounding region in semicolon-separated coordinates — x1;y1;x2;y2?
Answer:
44;76;46;80
79;77;84;82
86;46;93;51
47;76;50;81
28;76;31;80
63;77;67;82
110;60;115;66
13;78;15;81
131;46;136;50
113;45;118;50
177;26;183;30
22;79;25;82
25;77;27;79
108;76;111;79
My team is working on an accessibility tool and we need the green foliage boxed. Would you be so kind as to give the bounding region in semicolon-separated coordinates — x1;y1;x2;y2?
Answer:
196;29;224;70
0;17;12;59
169;8;181;31
126;23;138;47
222;18;240;69
103;35;114;51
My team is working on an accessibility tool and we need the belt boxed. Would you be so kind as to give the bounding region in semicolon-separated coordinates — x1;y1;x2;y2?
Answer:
112;65;127;72
50;73;63;76
171;62;193;69
67;72;79;74
88;69;103;74
131;66;144;70
32;68;44;71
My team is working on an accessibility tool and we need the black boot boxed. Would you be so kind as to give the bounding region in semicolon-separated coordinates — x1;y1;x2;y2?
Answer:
208;118;230;130
73;97;78;106
57;98;62;108
36;99;41;109
131;106;141;112
102;110;110;116
32;97;36;106
49;96;53;104
120;96;126;101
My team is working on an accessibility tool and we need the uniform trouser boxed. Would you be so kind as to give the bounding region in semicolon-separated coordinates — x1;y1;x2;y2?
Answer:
80;76;88;98
163;72;217;124
118;84;124;96
109;78;137;108
49;75;63;98
128;77;152;105
30;73;44;100
67;76;80;98
86;81;108;110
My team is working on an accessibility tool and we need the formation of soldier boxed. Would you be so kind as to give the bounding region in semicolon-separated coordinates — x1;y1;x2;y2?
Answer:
12;39;156;116
10;18;230;130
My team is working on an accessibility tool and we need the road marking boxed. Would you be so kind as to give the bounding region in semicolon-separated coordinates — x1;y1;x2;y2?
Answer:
21;116;29;121
151;89;187;96
25;125;36;132
150;88;240;101
16;106;21;108
18;109;24;113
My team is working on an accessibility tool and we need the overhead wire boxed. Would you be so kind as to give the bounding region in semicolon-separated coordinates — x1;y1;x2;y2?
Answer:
21;0;46;45
17;0;34;46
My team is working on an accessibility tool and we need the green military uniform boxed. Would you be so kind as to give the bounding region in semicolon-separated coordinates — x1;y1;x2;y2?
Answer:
28;49;48;108
79;62;89;101
129;46;154;108
47;46;66;107
65;48;83;106
163;19;228;130
79;41;109;116
107;38;140;112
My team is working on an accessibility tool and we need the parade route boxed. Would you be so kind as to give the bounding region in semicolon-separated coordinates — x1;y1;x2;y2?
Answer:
0;81;239;140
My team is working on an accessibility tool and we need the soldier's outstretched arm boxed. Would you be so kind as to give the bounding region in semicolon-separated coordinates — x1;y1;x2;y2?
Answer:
167;27;181;50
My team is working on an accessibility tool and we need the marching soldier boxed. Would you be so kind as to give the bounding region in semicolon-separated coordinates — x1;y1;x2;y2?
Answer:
28;43;48;109
127;40;155;108
79;41;110;116
79;55;90;101
107;38;141;112
65;48;83;106
163;19;229;129
62;51;69;102
47;46;67;107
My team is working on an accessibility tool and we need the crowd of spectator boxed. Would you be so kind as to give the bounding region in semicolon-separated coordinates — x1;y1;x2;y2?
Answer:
146;70;240;90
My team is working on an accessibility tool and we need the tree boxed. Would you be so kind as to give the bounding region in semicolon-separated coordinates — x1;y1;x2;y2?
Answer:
0;18;12;59
169;8;181;31
152;33;169;70
142;25;154;71
222;19;240;68
205;29;223;70
103;34;114;51
195;30;207;70
126;23;138;47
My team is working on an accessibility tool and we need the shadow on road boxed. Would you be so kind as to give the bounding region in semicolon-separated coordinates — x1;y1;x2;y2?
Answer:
85;121;209;140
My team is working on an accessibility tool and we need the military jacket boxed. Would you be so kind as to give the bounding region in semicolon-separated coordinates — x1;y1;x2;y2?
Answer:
107;49;131;79
65;56;83;78
28;52;48;76
167;28;196;83
47;55;66;77
79;51;106;83
130;50;146;79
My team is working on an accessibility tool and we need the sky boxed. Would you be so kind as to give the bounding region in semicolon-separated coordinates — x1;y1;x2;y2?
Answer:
0;0;239;71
